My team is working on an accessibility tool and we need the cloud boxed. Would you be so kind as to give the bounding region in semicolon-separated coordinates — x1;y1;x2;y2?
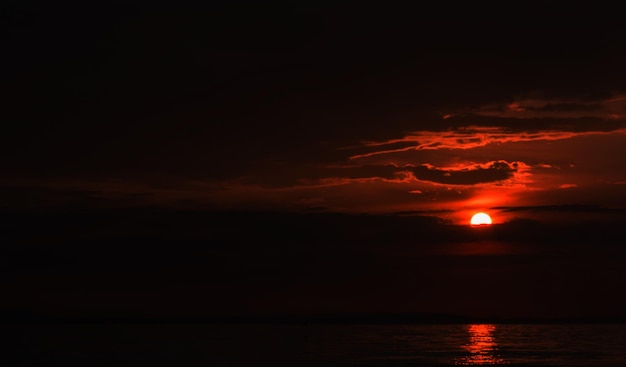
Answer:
349;126;626;160
260;159;531;189
492;204;625;214
340;93;626;165
403;160;520;186
465;93;626;120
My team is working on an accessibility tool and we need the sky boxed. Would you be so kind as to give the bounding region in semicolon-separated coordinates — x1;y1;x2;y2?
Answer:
2;2;626;321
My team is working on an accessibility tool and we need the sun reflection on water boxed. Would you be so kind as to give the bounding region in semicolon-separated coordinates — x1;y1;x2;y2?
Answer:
455;324;508;365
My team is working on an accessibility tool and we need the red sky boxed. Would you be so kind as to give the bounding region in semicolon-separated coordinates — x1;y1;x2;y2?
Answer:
201;94;626;224
2;2;626;321
3;3;626;226
5;91;625;225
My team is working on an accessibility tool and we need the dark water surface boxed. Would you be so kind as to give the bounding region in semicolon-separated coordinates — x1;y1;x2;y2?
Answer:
4;323;626;366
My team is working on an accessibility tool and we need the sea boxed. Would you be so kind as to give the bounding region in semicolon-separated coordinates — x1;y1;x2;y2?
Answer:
4;323;626;366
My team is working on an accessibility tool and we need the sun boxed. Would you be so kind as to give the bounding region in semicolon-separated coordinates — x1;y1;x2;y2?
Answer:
470;212;492;225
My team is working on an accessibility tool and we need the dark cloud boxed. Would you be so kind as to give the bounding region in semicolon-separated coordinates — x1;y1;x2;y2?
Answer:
493;204;626;214
533;103;602;113
407;161;517;185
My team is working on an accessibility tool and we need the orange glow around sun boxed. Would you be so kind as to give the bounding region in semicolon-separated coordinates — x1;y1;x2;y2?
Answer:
470;212;492;225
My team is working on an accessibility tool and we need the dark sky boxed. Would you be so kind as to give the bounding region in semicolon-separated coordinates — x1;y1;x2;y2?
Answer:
2;1;626;321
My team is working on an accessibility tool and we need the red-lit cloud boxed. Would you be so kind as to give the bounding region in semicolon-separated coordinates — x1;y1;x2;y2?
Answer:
402;160;530;186
349;126;625;160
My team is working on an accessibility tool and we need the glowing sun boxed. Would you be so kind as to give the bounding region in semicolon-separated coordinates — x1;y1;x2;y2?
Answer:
470;212;492;225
